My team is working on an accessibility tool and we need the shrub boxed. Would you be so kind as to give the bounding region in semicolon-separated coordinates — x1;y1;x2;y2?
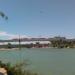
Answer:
0;61;38;75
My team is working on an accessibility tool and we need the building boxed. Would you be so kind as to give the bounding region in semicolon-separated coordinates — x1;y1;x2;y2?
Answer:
0;38;51;48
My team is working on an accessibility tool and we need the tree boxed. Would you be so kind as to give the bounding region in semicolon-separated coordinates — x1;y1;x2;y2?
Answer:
0;11;8;20
7;43;12;49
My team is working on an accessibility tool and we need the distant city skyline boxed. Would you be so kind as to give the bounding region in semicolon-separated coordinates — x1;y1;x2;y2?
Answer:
0;0;75;39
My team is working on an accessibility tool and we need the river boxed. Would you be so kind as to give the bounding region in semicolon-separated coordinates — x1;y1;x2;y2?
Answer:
0;48;75;75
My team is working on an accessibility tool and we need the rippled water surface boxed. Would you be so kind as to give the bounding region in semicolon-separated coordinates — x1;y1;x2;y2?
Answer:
0;48;75;75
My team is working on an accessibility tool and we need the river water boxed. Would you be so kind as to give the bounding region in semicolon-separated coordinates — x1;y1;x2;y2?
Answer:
0;48;75;75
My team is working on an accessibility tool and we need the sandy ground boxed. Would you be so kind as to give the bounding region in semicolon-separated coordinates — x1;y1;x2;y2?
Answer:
0;48;19;51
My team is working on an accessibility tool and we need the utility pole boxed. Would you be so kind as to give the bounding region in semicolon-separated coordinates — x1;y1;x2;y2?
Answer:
19;35;21;50
18;35;22;64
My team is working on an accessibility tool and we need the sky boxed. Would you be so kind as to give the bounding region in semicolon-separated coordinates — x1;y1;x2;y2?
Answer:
0;0;75;39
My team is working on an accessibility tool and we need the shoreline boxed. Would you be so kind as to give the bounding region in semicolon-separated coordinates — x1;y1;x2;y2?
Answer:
0;48;19;51
0;47;74;51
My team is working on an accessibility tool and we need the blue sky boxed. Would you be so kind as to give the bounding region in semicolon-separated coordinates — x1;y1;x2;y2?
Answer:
0;0;75;39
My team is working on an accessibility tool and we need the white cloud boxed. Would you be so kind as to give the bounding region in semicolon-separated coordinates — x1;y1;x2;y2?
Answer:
0;31;7;36
0;31;30;39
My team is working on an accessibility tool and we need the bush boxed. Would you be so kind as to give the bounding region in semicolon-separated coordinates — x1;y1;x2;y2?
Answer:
0;61;38;75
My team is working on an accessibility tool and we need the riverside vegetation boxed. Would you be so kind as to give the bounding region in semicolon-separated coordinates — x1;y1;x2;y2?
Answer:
0;61;38;75
51;39;75;48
